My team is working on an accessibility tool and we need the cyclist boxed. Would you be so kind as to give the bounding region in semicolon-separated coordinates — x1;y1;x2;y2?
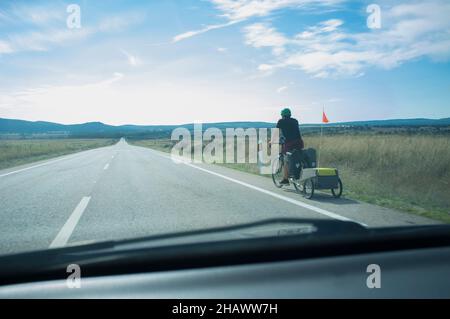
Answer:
276;108;304;185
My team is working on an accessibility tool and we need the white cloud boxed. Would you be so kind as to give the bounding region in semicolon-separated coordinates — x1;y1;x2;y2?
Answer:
98;12;145;32
0;73;125;121
244;0;450;78
217;47;228;52
210;0;343;21
6;28;94;53
0;4;65;26
0;7;144;54
258;64;275;72
173;19;242;43
20;7;64;25
0;40;13;54
121;50;142;67
320;19;343;32
294;18;343;40
277;86;288;93
102;72;124;85
0;4;75;54
244;23;288;55
173;0;343;42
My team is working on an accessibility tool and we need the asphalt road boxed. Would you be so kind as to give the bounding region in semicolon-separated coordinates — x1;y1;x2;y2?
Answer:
0;139;440;255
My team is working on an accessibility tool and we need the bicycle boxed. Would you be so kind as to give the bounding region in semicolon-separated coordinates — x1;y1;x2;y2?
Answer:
271;147;309;194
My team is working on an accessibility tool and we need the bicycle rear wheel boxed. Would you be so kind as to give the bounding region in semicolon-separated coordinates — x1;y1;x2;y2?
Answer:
271;156;284;188
303;178;315;199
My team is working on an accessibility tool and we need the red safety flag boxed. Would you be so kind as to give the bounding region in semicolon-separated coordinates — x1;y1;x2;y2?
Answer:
322;110;329;123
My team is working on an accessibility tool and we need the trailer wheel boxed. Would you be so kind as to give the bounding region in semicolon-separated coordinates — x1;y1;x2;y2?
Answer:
331;178;343;198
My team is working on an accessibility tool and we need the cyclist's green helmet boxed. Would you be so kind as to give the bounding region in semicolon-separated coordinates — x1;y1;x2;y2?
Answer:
281;108;291;117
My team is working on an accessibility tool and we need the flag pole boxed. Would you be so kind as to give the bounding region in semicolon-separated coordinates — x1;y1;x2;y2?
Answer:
318;106;324;168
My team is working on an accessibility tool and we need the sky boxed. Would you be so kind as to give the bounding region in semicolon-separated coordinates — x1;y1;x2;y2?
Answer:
0;0;449;125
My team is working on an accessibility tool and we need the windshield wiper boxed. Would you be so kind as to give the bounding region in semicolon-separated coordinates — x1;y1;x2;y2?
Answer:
112;218;368;246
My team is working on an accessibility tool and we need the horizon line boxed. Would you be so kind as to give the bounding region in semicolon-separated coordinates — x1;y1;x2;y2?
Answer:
1;116;449;128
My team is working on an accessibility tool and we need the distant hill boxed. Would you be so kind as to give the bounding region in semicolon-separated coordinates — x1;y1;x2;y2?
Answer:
0;118;67;134
0;118;275;136
0;117;449;137
336;118;450;127
0;118;116;134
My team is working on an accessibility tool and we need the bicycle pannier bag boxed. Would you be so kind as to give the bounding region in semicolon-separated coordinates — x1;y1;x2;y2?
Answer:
303;148;317;168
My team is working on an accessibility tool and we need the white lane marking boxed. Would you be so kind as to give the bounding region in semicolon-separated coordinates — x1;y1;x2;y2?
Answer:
185;162;364;225
0;149;99;178
148;150;367;226
49;196;91;248
104;163;110;170
0;157;68;178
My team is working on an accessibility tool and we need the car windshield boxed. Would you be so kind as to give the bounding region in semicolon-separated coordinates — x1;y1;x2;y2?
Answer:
0;0;449;258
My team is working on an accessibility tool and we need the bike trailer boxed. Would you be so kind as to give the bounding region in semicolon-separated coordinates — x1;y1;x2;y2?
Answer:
301;168;340;189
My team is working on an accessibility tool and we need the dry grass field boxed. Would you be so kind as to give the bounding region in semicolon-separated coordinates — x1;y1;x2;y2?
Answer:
0;139;118;170
303;135;450;222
